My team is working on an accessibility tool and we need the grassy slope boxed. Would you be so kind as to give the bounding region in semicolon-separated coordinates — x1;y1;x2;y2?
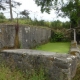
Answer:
35;42;70;53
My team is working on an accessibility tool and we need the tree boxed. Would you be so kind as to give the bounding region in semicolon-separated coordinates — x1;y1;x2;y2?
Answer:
0;0;6;10
34;0;80;27
0;0;21;21
20;10;30;19
0;12;6;19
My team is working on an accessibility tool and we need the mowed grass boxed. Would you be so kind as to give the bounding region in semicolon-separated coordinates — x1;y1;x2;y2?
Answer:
35;42;70;53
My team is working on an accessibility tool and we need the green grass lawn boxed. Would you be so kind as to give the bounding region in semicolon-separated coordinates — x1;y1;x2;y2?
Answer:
35;42;70;53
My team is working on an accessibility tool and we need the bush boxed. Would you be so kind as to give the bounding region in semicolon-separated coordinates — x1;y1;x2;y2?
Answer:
0;13;6;19
51;31;64;42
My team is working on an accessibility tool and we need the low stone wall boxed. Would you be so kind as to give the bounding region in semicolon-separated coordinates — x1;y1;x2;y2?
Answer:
0;49;78;80
0;25;51;49
69;41;80;79
0;41;80;80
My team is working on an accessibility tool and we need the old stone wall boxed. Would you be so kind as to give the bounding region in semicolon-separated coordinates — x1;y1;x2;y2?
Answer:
19;25;51;48
0;49;78;80
0;40;79;80
0;25;15;48
69;41;80;79
0;25;51;49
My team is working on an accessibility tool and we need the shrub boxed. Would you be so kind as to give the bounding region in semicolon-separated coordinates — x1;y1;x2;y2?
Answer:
50;31;64;42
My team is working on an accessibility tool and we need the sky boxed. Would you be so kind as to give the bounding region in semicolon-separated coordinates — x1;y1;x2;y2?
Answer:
1;0;70;22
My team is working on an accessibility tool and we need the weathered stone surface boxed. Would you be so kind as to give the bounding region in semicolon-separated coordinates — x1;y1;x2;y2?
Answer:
71;41;77;48
69;41;80;79
70;41;80;56
19;26;51;48
0;25;15;48
0;25;51;49
0;49;78;80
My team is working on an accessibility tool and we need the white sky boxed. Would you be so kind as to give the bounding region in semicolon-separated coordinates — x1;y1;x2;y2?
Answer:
2;0;70;22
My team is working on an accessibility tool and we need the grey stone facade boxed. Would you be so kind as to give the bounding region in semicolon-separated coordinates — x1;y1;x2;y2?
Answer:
0;25;15;48
19;26;51;48
0;25;51;49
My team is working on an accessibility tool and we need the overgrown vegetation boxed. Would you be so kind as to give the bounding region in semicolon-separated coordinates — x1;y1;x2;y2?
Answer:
0;63;25;80
0;63;46;80
51;31;66;42
34;0;80;28
72;64;80;80
19;19;70;29
35;42;70;53
0;12;70;29
50;29;70;42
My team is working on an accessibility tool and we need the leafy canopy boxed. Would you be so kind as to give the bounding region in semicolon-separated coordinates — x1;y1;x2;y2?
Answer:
20;10;30;19
34;0;80;27
0;0;21;10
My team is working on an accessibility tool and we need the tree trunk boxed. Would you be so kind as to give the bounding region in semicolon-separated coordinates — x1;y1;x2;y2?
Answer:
9;0;13;21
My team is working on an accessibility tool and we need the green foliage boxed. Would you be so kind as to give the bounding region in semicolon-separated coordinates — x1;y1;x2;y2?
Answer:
0;0;21;10
51;32;64;42
18;18;70;28
0;19;6;23
0;18;70;29
51;20;63;29
0;12;6;23
0;62;46;80
30;69;46;80
0;13;6;19
19;18;50;27
34;0;80;27
0;63;25;80
62;21;70;29
50;29;69;42
61;0;80;27
20;10;30;19
35;0;53;13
